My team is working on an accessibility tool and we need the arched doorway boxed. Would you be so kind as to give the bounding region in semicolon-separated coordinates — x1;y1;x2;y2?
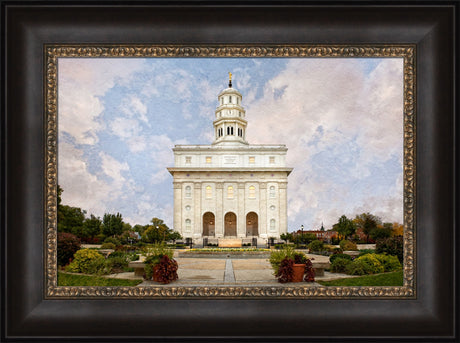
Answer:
246;212;258;236
224;212;237;237
202;212;215;237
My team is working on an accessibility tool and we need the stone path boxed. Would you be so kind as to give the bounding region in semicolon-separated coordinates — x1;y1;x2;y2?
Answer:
136;257;355;287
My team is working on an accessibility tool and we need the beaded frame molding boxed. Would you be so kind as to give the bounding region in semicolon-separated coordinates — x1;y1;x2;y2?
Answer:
45;45;415;299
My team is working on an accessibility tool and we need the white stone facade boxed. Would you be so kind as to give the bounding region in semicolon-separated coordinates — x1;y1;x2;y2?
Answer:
168;75;292;243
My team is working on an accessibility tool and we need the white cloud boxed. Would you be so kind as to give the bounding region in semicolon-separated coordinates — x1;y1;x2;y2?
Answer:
245;58;404;228
58;141;111;215
58;58;146;145
99;151;130;185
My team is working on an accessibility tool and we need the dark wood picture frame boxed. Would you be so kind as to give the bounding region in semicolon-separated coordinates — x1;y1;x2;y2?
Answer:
2;1;457;341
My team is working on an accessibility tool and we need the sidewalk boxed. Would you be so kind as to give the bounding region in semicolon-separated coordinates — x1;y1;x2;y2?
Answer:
126;256;355;287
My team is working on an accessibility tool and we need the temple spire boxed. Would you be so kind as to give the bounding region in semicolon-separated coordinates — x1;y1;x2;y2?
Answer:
213;74;247;145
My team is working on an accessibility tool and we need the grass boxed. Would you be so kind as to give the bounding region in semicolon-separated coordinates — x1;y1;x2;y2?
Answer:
58;272;143;287
317;270;403;287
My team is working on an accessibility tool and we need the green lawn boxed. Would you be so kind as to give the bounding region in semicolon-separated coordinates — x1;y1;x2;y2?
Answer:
317;271;403;286
58;272;143;287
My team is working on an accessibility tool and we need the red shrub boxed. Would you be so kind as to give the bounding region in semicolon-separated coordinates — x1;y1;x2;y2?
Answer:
57;232;81;266
152;255;179;284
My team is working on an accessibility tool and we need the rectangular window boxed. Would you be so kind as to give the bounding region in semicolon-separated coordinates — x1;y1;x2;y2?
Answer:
185;156;192;164
249;156;255;164
249;186;256;199
227;186;234;199
206;156;212;164
205;186;212;199
269;156;275;164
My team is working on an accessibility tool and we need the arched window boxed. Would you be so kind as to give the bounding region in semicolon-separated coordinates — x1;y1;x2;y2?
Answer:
229;96;232;103
227;185;234;199
205;186;212;199
185;186;192;198
270;219;276;231
270;186;276;198
227;126;230;135
231;127;234;135
249;185;256;199
185;219;191;232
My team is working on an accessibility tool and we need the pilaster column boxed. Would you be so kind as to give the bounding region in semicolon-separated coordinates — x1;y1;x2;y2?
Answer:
237;183;246;237
193;183;202;238
215;182;224;238
278;182;288;235
259;182;267;238
173;182;182;234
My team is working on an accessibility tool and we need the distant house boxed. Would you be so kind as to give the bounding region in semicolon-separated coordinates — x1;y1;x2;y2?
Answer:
292;229;338;243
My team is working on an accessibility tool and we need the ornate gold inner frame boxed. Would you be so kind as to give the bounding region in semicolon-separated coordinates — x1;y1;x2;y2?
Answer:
45;45;415;298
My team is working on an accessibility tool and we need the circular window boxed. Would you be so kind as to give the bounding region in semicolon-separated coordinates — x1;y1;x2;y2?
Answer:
185;205;191;211
270;205;276;211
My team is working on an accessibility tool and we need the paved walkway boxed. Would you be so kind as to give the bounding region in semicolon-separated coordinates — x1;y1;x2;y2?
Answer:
124;256;356;287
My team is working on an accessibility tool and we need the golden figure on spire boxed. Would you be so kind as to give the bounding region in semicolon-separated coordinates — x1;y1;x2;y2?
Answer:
228;72;233;88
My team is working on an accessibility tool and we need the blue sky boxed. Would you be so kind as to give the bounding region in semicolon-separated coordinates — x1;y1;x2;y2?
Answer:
58;57;403;231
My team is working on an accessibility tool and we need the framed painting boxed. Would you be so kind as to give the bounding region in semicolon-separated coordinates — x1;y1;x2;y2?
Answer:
2;1;456;341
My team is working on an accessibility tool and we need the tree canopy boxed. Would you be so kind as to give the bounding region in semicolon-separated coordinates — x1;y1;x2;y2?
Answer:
333;215;356;239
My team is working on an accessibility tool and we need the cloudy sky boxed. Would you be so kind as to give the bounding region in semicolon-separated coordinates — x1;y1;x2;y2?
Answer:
58;57;404;231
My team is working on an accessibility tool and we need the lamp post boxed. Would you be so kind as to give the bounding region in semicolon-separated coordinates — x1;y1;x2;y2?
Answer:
301;225;304;245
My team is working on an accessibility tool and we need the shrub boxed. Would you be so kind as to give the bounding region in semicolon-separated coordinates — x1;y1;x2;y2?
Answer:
294;253;307;264
269;245;297;275
374;254;402;272
275;257;295;283
339;240;358;251
105;256;129;272
308;240;324;252
100;242;116;250
143;243;175;280
103;237;121;246
65;249;108;274
329;253;352;264
376;236;403;263
304;259;315;282
345;259;376;275
57;232;81;266
358;249;375;257
353;254;385;274
150;255;178;284
330;258;353;273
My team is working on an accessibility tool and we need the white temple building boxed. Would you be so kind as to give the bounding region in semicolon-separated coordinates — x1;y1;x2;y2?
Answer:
167;74;292;245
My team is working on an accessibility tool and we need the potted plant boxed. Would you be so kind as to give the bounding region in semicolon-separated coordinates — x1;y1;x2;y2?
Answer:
143;243;178;284
269;246;315;283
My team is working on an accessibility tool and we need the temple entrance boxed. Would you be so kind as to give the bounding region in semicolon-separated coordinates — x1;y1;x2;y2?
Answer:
202;212;215;237
246;212;258;236
224;212;237;237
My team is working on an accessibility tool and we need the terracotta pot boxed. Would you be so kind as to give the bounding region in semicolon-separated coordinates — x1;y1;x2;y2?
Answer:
292;263;306;282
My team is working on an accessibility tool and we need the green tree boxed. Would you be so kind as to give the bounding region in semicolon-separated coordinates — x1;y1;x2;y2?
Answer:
333;215;356;240
370;223;392;241
82;215;102;239
57;205;86;234
102;213;124;237
293;233;316;245
354;213;382;243
168;231;182;243
280;232;294;242
142;217;170;243
133;224;146;236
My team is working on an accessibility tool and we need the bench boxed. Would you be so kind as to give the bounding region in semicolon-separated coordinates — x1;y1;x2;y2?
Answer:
128;260;146;276
311;262;330;276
